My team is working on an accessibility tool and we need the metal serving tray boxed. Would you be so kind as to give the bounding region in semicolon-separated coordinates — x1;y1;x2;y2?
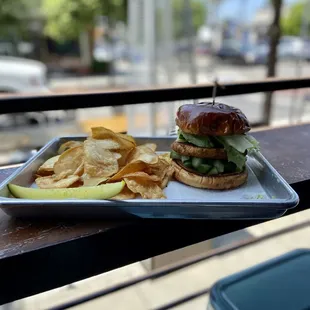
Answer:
0;136;299;220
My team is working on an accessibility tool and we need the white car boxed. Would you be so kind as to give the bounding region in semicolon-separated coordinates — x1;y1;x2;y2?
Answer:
0;56;75;126
0;56;49;94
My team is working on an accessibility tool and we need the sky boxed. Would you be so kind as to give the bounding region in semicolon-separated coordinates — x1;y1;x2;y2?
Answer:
217;0;298;22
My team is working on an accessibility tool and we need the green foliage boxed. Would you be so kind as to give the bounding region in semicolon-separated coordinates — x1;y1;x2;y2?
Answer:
0;0;44;38
281;1;310;36
42;0;100;41
0;0;26;25
102;0;128;23
173;0;206;38
42;0;127;42
0;0;41;36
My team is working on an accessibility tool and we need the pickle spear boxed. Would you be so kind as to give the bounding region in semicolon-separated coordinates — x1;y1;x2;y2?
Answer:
8;181;125;200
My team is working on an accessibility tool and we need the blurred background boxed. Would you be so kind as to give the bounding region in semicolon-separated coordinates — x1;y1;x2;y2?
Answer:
0;0;309;165
1;1;310;309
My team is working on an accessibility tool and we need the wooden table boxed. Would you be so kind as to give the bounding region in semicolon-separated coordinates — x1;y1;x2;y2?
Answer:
0;124;310;305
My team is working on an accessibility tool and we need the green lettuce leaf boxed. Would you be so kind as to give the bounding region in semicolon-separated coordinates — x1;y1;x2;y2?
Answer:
214;137;246;170
176;130;259;170
214;134;259;170
244;135;260;152
177;130;187;143
220;135;260;154
178;130;214;148
225;146;247;171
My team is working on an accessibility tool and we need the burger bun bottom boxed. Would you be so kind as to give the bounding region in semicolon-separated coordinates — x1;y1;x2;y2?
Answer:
172;160;248;190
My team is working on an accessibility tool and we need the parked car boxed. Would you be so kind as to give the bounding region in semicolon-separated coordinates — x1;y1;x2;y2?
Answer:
214;40;256;65
280;37;310;61
0;56;49;94
0;56;77;126
249;39;310;65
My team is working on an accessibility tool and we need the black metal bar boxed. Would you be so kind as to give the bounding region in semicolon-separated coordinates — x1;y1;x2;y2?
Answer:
152;287;211;310
0;77;309;114
48;219;310;310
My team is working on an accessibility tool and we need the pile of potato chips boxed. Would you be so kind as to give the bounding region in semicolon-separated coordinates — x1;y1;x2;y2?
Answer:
35;127;174;199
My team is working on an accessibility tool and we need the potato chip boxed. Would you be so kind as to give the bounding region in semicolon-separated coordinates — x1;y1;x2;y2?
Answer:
122;172;161;182
36;174;80;189
127;144;159;165
34;126;173;200
107;162;147;183
74;160;85;176
118;133;136;144
37;155;60;176
142;143;157;152
91;127;136;150
58;141;83;154
124;176;165;199
82;173;108;187
54;146;84;176
145;153;174;189
146;160;168;180
86;138;125;167
107;145;158;182
87;138;120;150
160;166;175;189
160;174;170;189
159;152;173;164
84;139;119;177
53;170;71;181
111;186;136;200
146;153;171;179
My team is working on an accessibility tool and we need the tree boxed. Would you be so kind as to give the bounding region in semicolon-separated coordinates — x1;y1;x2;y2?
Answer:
263;0;283;125
42;0;127;65
0;0;26;26
281;1;310;36
0;0;39;36
43;0;127;41
173;0;206;39
42;0;101;42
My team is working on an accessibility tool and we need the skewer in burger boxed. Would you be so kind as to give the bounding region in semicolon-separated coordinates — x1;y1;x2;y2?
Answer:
170;102;259;190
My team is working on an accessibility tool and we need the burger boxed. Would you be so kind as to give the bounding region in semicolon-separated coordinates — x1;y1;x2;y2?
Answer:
170;102;259;190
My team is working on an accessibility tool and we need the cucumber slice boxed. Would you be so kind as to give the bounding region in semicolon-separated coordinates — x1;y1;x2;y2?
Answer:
183;160;192;168
213;160;224;173
197;163;212;174
192;157;204;169
170;150;181;160
181;155;191;163
208;167;219;175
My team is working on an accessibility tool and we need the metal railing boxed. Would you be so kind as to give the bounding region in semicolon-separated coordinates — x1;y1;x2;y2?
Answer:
0;76;309;115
